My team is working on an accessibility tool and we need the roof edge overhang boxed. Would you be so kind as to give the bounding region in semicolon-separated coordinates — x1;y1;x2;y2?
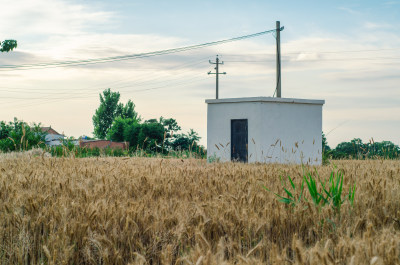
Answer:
205;97;325;105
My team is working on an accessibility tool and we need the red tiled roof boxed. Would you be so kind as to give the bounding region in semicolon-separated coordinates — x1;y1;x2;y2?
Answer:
40;127;62;135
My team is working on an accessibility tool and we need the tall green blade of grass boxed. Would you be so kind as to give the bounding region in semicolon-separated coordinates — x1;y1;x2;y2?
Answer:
304;172;327;206
262;185;295;205
264;168;355;214
348;183;356;206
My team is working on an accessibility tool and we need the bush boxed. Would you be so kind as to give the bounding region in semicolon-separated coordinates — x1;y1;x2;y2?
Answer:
0;118;45;152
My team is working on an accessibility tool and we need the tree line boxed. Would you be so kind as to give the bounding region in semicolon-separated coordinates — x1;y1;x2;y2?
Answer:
1;87;399;160
0;89;204;157
323;133;400;160
92;88;203;155
0;119;45;151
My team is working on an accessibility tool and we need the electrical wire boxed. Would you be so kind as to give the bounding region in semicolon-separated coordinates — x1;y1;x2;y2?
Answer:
0;74;207;100
2;28;398;108
0;29;276;71
0;71;209;105
222;48;400;57
3;75;209;110
0;69;210;106
0;56;212;98
224;57;400;63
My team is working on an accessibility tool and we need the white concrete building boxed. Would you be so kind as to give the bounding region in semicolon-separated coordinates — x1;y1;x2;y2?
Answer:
206;97;325;165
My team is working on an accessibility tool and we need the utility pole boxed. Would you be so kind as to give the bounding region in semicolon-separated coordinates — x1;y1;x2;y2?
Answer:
276;21;284;98
208;55;226;99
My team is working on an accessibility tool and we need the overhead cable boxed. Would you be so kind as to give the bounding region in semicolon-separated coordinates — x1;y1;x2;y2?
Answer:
0;29;276;70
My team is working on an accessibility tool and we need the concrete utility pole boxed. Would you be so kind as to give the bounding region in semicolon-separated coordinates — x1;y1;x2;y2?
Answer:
276;21;284;98
208;55;226;99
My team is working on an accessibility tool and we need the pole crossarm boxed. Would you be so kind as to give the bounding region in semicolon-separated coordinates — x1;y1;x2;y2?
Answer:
208;55;226;99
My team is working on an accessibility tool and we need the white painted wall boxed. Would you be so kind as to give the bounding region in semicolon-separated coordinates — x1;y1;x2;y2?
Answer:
46;139;63;146
206;97;324;165
45;134;64;142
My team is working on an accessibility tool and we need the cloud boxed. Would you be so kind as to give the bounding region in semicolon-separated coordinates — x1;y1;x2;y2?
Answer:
337;7;361;15
383;1;400;6
363;22;393;30
0;0;113;38
321;70;400;82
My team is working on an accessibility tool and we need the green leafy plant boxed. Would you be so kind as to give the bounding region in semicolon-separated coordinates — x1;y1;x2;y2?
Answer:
264;168;356;214
304;171;327;206
207;153;220;163
263;175;304;206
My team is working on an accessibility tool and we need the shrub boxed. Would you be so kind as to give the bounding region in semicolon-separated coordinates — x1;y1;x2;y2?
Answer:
263;167;356;215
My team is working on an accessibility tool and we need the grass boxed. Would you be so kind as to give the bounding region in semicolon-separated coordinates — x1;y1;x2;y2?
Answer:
263;166;356;214
44;145;206;159
0;154;399;264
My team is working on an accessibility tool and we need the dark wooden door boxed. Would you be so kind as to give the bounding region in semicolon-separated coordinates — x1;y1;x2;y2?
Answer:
231;119;248;162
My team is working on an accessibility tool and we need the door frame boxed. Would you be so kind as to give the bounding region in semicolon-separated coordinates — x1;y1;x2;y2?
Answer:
230;119;248;162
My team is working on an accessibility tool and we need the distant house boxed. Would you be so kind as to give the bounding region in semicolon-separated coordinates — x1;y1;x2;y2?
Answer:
40;127;65;146
79;140;128;150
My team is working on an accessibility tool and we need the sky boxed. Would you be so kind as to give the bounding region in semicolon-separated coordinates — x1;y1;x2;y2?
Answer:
1;0;399;148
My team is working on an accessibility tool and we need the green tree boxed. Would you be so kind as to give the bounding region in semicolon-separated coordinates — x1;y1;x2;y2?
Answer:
0;40;17;52
124;123;142;148
187;129;200;143
321;132;332;164
107;117;136;142
333;141;356;159
322;132;330;151
365;140;400;159
330;138;400;160
172;133;190;150
331;138;365;159
172;129;201;151
138;122;164;151
116;100;141;121
159;117;181;136
159;117;181;150
0;118;45;152
92;89;140;139
123;121;164;152
93;88;121;139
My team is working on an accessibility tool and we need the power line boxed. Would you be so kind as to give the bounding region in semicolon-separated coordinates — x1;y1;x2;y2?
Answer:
0;74;208;106
290;47;400;54
326;120;349;136
2;76;208;110
0;70;209;106
0;56;211;103
0;56;211;95
221;47;400;57
223;57;400;63
0;29;277;71
0;74;206;103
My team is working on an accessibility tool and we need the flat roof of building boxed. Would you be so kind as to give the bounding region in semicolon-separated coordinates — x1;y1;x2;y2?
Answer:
205;97;325;105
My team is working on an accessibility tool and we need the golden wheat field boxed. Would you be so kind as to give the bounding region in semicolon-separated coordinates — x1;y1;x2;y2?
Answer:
0;152;400;265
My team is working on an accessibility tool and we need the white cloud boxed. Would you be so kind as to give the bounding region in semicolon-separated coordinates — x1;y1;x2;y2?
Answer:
337;7;361;15
0;0;113;38
364;22;393;30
